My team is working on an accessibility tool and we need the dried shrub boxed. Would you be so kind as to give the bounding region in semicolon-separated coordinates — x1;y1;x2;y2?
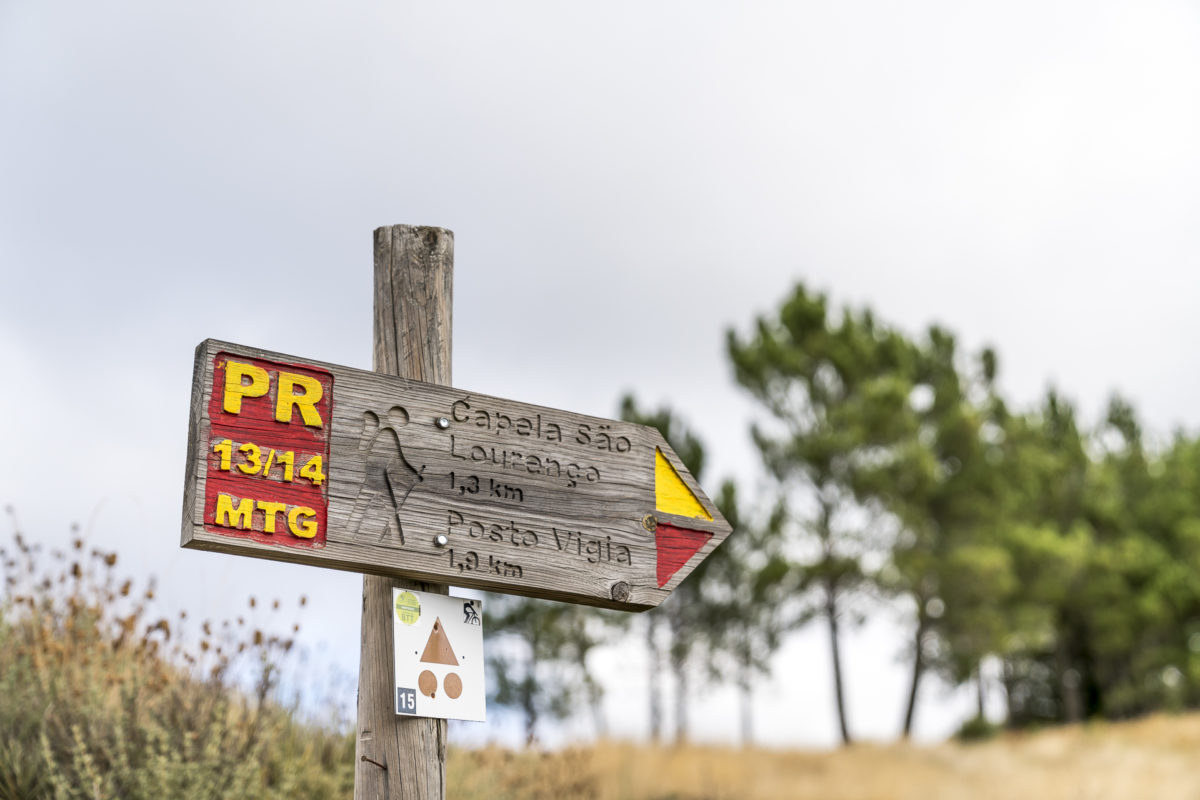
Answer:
0;510;352;800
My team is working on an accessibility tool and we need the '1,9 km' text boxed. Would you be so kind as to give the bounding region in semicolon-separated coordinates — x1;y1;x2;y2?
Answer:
448;549;523;578
212;439;326;486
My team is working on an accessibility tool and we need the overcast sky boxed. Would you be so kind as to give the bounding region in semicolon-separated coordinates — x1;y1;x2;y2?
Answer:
3;1;1199;748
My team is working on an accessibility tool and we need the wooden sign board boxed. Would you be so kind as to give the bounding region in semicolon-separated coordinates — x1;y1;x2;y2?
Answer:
182;339;731;610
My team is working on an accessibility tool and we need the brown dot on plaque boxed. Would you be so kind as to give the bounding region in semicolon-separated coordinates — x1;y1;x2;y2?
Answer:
444;672;463;699
418;669;437;698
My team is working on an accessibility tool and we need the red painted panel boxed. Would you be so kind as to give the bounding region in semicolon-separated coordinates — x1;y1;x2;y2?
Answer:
202;352;332;548
655;522;712;588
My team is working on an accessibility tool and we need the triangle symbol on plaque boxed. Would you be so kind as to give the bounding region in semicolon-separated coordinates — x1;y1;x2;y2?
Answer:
655;522;713;588
655;449;713;521
419;617;459;666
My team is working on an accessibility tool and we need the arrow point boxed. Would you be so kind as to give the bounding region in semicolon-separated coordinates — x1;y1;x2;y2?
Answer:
655;522;712;588
654;449;713;521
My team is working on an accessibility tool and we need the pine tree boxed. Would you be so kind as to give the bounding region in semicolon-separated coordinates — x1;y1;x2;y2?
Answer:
727;283;916;744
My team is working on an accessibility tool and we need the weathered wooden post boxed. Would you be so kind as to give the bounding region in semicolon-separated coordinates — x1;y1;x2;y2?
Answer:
355;224;453;799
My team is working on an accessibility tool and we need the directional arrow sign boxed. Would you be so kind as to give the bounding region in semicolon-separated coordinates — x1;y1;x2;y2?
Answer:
182;340;732;610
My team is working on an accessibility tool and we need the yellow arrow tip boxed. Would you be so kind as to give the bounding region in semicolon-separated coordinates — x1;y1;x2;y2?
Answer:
654;449;712;521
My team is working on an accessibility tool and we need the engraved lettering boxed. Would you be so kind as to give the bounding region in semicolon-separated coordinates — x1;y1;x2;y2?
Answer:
448;512;633;569
552;527;633;566
447;436;597;489
445;398;631;457
508;521;537;547
449;547;522;578
449;471;481;495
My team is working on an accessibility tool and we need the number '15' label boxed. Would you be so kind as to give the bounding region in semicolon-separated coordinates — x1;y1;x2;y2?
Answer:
396;687;417;715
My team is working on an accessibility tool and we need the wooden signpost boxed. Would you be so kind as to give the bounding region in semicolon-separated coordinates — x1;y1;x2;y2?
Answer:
180;225;732;797
181;343;730;609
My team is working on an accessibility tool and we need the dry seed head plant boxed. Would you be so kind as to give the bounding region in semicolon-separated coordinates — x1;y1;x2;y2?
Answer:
0;508;353;800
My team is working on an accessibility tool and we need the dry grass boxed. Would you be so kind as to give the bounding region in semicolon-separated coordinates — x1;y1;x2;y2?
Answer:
0;516;353;800
450;715;1200;800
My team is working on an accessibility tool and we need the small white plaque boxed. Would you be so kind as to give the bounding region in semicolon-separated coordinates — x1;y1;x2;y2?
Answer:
392;588;486;721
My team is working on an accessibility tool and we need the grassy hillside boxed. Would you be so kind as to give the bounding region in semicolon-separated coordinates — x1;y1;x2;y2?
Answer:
6;523;1199;799
450;716;1200;800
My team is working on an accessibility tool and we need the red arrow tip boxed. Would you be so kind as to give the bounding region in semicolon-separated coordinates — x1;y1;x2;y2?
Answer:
655;523;712;588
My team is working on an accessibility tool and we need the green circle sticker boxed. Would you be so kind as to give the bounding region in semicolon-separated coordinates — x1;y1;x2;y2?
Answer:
395;591;421;625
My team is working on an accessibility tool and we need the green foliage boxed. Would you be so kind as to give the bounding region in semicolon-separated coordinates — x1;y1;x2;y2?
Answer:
618;395;792;746
728;283;920;743
727;278;1200;739
700;482;793;744
485;594;618;745
954;715;1000;743
0;518;353;800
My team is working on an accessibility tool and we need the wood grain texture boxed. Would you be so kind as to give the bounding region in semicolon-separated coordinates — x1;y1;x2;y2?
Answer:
357;224;452;800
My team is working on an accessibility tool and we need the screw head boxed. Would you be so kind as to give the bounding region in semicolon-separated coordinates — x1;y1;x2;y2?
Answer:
433;533;449;548
435;417;450;430
641;514;657;532
611;581;632;603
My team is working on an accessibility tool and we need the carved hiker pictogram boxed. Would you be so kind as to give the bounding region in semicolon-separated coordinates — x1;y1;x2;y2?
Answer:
345;408;426;545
